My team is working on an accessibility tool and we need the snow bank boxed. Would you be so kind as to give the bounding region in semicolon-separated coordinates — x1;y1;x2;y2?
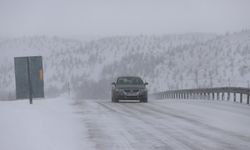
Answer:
0;97;93;150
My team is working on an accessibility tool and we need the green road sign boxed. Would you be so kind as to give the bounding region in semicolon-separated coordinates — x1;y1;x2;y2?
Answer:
14;56;44;100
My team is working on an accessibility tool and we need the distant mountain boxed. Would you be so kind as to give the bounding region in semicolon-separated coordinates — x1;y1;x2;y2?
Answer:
0;31;250;100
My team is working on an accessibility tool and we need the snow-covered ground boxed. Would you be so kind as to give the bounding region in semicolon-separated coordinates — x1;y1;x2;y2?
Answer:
75;99;250;150
1;98;250;150
0;97;93;150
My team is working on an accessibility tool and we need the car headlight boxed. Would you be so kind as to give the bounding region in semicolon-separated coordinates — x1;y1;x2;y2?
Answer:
140;88;147;93
115;89;123;92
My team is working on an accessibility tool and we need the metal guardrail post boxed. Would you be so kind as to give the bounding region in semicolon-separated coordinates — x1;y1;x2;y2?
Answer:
247;94;250;104
240;93;243;103
234;93;236;102
217;92;220;100
227;92;230;101
152;87;250;105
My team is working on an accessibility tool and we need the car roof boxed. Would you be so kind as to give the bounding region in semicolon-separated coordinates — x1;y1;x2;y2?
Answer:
117;76;141;78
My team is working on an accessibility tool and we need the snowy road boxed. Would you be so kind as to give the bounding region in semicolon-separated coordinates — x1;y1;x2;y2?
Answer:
76;99;250;150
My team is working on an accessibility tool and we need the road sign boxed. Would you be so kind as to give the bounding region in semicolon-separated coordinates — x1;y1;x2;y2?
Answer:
14;56;44;102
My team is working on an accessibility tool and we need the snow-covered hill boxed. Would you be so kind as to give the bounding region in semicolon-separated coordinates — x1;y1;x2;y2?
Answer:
0;31;250;99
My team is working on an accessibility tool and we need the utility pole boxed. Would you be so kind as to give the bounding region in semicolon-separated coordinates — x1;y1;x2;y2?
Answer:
68;81;71;96
180;75;183;89
209;71;213;88
228;78;231;87
195;70;199;88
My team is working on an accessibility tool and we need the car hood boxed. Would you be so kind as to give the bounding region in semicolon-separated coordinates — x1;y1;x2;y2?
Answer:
116;85;146;89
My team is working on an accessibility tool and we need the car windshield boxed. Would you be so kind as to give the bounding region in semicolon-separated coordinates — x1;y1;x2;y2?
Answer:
117;77;144;85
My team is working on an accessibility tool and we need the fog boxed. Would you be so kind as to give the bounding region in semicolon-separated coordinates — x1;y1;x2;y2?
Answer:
0;0;250;100
0;0;250;37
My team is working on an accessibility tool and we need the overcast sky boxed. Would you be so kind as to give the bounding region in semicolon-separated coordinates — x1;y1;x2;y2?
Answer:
0;0;250;37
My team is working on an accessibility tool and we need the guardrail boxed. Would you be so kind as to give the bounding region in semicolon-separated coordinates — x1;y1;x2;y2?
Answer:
152;87;250;105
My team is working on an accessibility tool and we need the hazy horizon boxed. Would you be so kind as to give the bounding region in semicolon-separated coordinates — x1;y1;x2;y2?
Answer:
0;0;250;38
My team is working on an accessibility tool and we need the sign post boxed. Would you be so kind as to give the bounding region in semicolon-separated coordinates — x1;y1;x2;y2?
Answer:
27;57;33;104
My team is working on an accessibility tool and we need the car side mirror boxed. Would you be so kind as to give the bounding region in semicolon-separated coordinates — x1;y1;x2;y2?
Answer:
144;82;148;85
112;82;116;86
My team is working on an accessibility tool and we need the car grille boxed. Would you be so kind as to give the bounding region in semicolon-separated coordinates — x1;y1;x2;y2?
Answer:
124;89;139;93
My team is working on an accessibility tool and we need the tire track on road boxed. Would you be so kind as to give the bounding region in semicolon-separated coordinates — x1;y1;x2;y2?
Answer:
98;101;207;150
114;101;248;150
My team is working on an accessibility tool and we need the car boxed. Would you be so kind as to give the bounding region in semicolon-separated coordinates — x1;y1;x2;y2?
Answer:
111;76;148;103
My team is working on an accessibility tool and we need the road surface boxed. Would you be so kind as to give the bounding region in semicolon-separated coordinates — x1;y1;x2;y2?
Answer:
74;99;250;150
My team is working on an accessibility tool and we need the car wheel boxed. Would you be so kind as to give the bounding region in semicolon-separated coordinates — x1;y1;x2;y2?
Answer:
112;97;119;103
114;98;119;103
141;97;147;103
